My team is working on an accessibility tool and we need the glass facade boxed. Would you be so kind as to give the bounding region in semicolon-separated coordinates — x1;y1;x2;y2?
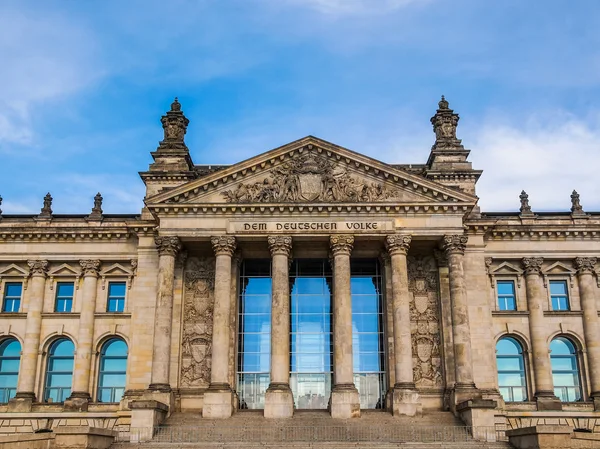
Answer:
351;259;386;409
496;281;516;311
55;283;74;313
550;337;581;402
550;281;570;311
0;339;20;403
237;259;271;410
2;283;22;313
97;338;128;403
107;282;126;312
44;338;75;403
290;259;333;410
496;337;527;402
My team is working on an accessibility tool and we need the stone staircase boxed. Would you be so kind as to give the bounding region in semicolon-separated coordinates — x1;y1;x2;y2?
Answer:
112;410;513;448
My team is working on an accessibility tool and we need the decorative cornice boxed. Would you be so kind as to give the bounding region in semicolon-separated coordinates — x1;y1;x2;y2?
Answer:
385;234;411;256
330;235;354;257
79;259;101;277
211;236;236;257
27;260;49;277
441;234;468;255
522;257;544;275
155;236;182;257
574;257;597;275
268;236;292;257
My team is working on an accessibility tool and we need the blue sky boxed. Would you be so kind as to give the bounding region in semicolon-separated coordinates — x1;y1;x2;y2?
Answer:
1;0;599;214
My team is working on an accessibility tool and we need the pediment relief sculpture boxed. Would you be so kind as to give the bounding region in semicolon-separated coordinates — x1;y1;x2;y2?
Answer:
221;152;404;203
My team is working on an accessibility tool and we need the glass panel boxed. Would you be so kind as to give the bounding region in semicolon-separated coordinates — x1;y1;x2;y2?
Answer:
550;338;575;355
290;373;331;409
550;281;567;295
4;283;22;297
0;359;20;372
0;375;17;388
497;356;524;371
47;374;73;386
553;373;580;387
496;338;527;402
100;358;127;372
108;282;126;297
550;357;578;371
103;339;128;356
1;340;21;357
51;340;74;356
496;281;515;296
56;283;74;297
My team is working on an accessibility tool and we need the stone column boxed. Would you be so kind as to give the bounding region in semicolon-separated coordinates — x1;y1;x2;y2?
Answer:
65;260;101;411
522;257;560;410
442;235;477;405
329;235;360;418
574;257;600;409
265;236;294;418
203;236;237;418
385;234;421;416
149;236;182;393
9;260;48;411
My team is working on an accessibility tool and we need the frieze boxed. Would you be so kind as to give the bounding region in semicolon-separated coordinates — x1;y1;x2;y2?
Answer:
180;257;215;387
221;152;401;203
230;220;392;234
408;255;443;389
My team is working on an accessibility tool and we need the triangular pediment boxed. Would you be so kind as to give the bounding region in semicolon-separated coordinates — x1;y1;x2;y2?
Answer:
542;262;575;276
146;136;477;212
48;263;80;277
100;263;134;277
0;264;28;277
489;261;523;276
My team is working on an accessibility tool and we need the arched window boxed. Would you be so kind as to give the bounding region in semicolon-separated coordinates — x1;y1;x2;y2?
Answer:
44;339;74;403
496;337;527;402
550;337;582;402
0;339;21;403
97;338;128;403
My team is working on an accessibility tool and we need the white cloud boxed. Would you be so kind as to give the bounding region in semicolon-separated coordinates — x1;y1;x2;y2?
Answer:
467;111;600;212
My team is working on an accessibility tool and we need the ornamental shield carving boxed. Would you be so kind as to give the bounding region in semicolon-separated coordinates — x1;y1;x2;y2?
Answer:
299;173;322;201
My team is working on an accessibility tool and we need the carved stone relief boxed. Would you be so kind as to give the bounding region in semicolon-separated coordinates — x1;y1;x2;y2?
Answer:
180;257;215;387
408;255;443;389
222;151;401;203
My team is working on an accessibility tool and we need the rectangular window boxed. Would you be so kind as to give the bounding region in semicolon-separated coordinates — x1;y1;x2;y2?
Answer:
55;283;74;313
496;280;516;311
550;280;570;311
2;283;22;313
107;282;126;312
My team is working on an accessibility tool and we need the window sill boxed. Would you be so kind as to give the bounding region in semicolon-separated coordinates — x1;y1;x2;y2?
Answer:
0;312;27;318
492;311;530;316
95;312;132;318
42;313;80;318
544;310;583;317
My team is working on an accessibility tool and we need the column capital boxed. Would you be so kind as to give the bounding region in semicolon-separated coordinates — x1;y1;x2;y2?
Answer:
330;235;354;257
522;257;544;275
79;260;101;277
211;236;237;256
27;260;48;277
268;236;292;257
385;234;411;256
575;257;597;274
155;236;182;256
441;234;468;255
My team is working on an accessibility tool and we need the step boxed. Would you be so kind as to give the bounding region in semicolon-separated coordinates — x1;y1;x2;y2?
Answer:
112;443;513;449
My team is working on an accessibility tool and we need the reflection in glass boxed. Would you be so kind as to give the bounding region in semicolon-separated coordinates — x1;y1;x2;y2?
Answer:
290;259;332;409
0;339;20;402
44;339;74;403
237;260;271;409
496;337;527;402
496;281;516;311
351;259;386;409
550;337;581;402
97;338;127;403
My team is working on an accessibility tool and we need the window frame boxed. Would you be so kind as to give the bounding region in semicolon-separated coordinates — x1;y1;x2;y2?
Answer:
495;279;518;311
0;338;21;403
106;281;127;313
548;279;571;311
43;338;75;403
2;282;23;313
550;336;582;402
496;336;528;403
96;338;128;403
54;282;75;313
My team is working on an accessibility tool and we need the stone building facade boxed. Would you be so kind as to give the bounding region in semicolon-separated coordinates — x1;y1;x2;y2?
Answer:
0;97;599;445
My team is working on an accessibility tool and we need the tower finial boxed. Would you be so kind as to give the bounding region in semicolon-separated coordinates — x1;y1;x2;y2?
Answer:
439;95;449;110
87;192;104;221
430;96;462;150
0;194;3;220
519;190;534;216
158;97;189;151
571;190;585;216
38;192;53;220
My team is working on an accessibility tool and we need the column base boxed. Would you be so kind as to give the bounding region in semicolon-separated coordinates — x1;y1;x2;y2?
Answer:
389;384;422;417
456;399;498;442
64;391;91;411
329;384;360;419
8;392;35;412
130;400;169;443
143;388;175;415
203;384;235;419
264;383;294;418
534;391;562;411
450;382;479;410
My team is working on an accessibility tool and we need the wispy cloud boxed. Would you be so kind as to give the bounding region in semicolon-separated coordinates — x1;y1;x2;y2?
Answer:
283;0;428;15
